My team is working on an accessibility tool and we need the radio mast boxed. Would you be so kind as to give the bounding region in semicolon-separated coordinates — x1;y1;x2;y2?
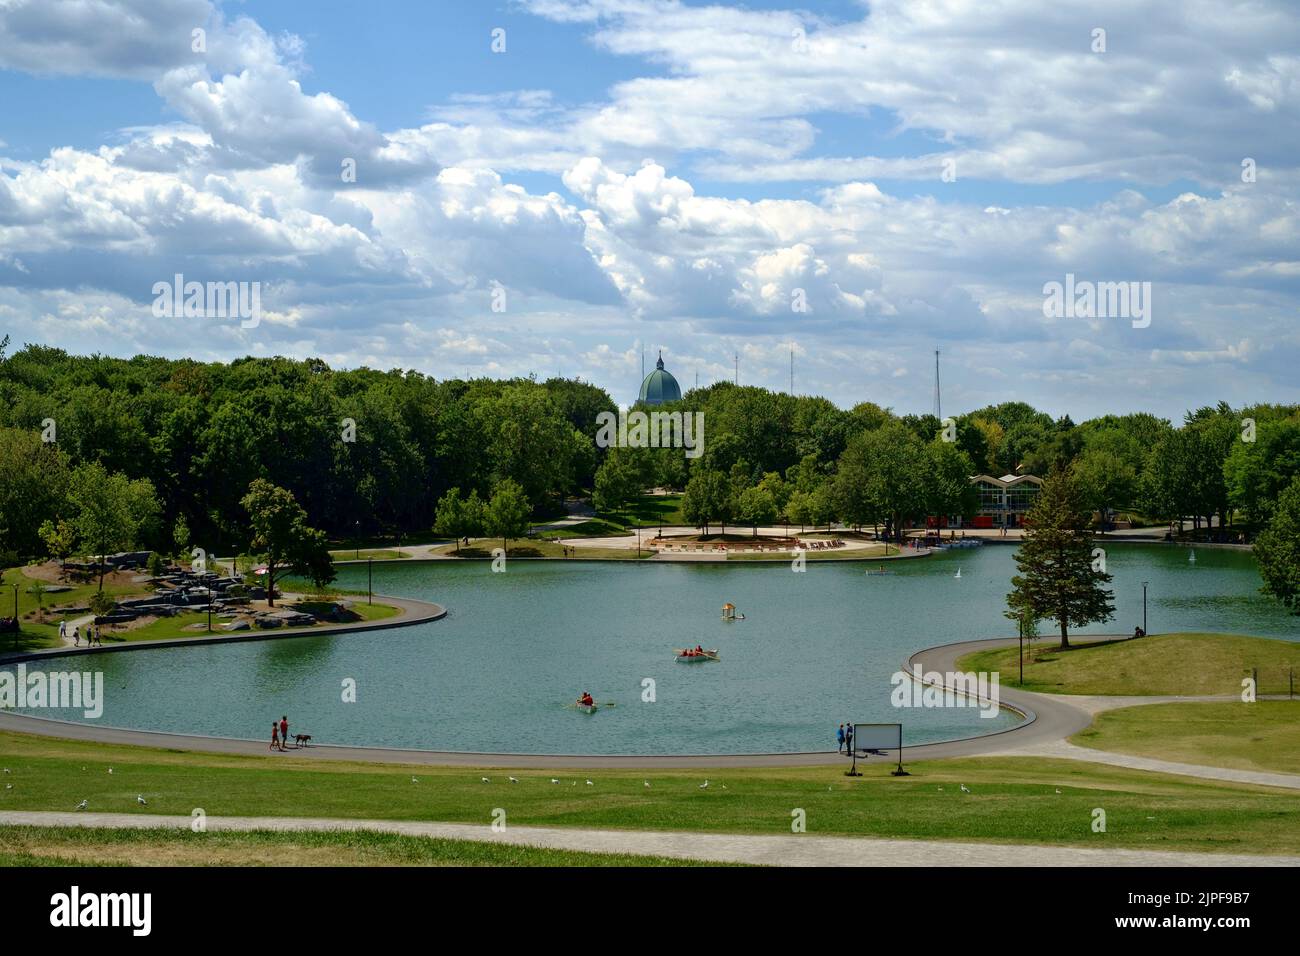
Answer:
934;349;942;420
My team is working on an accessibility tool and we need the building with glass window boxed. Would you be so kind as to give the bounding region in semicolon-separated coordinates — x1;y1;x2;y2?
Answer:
968;474;1043;528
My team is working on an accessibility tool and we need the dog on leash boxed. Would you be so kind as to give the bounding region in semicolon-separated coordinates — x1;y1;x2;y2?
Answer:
293;734;312;748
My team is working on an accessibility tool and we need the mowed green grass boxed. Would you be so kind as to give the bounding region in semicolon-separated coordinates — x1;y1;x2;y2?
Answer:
0;732;1296;855
0;826;724;867
957;633;1300;696
0;567;144;651
1072;701;1300;775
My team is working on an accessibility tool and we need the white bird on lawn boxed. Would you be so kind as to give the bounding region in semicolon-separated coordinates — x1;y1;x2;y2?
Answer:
107;768;113;774
699;780;709;790
937;787;944;792
550;778;560;785
5;783;12;790
509;777;519;784
959;784;971;793
1055;788;1062;794
137;795;147;805
585;779;594;786
481;777;490;783
411;776;419;784
76;799;87;810
2;768;9;773
644;781;651;789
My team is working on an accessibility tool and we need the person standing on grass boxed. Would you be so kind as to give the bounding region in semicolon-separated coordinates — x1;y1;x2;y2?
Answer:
836;723;846;753
270;721;280;751
845;722;854;754
280;715;289;750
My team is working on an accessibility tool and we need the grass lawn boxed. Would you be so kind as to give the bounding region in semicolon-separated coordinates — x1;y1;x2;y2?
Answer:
0;568;145;652
0;731;1296;856
598;494;685;529
429;539;653;560
0;826;722;867
533;495;686;538
956;633;1300;696
1072;700;1300;775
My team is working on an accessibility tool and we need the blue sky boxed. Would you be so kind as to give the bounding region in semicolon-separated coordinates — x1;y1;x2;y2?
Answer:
1;0;1298;419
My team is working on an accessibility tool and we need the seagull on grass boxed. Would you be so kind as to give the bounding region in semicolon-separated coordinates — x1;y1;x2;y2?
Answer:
550;778;560;785
2;768;8;774
509;777;519;784
585;780;594;786
76;800;87;810
699;780;709;790
643;781;651;789
959;784;971;793
5;783;12;790
411;776;419;784
1055;788;1062;794
107;768;113;775
481;777;490;783
137;795;147;806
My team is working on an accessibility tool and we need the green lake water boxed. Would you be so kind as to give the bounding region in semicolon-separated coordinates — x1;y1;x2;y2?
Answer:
3;543;1293;755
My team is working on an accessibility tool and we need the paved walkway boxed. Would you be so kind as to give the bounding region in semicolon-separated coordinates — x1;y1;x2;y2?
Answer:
2;811;1290;867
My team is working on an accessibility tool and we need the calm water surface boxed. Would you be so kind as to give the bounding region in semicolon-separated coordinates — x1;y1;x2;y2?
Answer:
4;544;1293;754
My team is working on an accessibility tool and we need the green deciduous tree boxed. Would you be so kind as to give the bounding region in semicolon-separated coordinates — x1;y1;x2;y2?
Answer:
433;487;484;553
483;478;532;553
241;479;334;607
1255;475;1300;613
68;461;160;591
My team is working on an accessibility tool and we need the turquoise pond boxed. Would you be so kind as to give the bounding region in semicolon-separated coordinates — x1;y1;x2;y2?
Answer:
3;544;1295;755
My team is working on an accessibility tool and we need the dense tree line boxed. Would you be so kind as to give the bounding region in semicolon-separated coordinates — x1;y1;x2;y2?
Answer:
2;344;1299;569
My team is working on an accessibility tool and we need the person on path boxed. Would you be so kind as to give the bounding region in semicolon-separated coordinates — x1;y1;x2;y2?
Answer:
279;716;289;750
836;724;846;753
72;625;79;647
845;722;854;754
59;620;66;642
269;722;279;751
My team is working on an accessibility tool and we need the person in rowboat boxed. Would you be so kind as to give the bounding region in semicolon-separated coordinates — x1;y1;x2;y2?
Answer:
695;644;704;655
577;691;594;707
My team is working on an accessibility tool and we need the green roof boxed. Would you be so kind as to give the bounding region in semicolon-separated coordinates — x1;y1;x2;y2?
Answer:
638;352;681;406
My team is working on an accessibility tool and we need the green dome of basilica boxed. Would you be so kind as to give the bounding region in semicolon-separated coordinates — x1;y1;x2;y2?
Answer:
638;351;682;406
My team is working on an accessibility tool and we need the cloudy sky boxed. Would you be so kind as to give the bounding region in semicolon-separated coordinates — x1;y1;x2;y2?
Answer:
1;0;1297;419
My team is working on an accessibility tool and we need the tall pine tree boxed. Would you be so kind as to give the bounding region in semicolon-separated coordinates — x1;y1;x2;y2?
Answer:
1007;466;1115;649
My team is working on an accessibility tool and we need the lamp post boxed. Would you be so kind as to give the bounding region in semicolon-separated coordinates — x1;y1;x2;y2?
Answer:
1141;580;1149;636
355;520;361;561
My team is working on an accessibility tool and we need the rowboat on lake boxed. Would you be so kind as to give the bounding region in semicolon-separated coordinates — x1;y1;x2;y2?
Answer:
674;648;720;662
